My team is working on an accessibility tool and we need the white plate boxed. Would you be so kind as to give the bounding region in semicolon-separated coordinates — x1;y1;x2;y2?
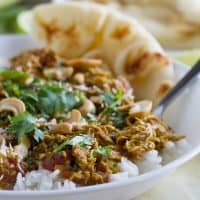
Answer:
0;35;200;200
135;155;200;200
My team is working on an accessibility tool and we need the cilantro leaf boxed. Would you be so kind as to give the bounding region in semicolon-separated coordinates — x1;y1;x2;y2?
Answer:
34;128;44;142
101;90;123;106
101;90;124;115
2;80;40;114
101;92;116;105
20;92;39;114
112;111;128;129
65;91;80;112
7;112;36;141
38;85;63;117
92;146;112;157
38;85;81;117
7;112;43;143
2;81;21;97
53;134;93;153
2;79;83;118
100;91;127;129
0;68;29;82
24;156;37;165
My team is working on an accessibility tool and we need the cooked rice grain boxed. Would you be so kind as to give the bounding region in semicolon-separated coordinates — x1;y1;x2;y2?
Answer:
14;169;76;191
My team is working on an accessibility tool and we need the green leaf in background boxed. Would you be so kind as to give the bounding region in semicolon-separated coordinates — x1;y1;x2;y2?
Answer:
0;0;20;8
17;10;32;33
0;4;27;33
170;50;200;66
0;7;17;33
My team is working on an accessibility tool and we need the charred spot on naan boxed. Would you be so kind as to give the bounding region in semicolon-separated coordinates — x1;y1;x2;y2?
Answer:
111;24;131;40
38;20;59;43
156;81;173;99
124;52;171;77
37;16;80;48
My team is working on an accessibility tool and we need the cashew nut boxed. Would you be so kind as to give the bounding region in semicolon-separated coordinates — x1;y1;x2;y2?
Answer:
43;67;74;80
14;143;28;159
80;99;95;116
64;58;103;68
129;100;152;115
73;73;85;84
67;109;82;123
90;96;103;104
0;98;25;115
51;122;72;134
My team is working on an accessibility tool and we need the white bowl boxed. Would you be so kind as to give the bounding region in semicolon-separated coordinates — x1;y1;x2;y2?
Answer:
0;35;200;200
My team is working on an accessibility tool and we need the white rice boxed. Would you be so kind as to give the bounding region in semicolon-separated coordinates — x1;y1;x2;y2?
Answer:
110;139;191;181
135;150;162;173
13;139;191;190
110;157;139;182
0;138;7;155
161;139;191;164
109;172;129;182
118;157;139;177
14;169;76;191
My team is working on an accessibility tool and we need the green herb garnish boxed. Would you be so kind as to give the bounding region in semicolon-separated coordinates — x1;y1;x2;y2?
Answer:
38;85;81;117
53;134;93;153
24;156;37;166
0;68;29;82
20;92;39;114
112;111;128;129
101;90;123;115
92;146;112;157
7;112;43;143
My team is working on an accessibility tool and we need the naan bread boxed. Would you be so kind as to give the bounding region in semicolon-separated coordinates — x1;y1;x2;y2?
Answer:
32;2;107;58
89;0;200;49
30;2;174;105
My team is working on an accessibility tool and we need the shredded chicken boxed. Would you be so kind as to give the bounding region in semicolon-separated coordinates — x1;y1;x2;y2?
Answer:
0;48;185;188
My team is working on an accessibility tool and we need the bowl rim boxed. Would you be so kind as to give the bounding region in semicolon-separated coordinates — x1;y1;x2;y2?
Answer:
0;60;199;197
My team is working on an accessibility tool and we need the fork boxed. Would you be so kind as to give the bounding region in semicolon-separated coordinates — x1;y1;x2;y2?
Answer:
154;60;200;118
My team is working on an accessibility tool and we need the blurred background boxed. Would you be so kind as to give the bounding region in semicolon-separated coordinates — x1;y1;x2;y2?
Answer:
1;0;200;65
0;0;49;33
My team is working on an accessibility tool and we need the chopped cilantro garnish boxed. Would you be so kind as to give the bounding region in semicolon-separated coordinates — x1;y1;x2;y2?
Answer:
101;90;123;115
53;134;93;153
112;111;128;129
24;156;37;166
7;112;43;143
101;92;116;105
0;68;30;82
100;90;127;129
1;78;84;118
38;85;82;117
92;146;112;157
